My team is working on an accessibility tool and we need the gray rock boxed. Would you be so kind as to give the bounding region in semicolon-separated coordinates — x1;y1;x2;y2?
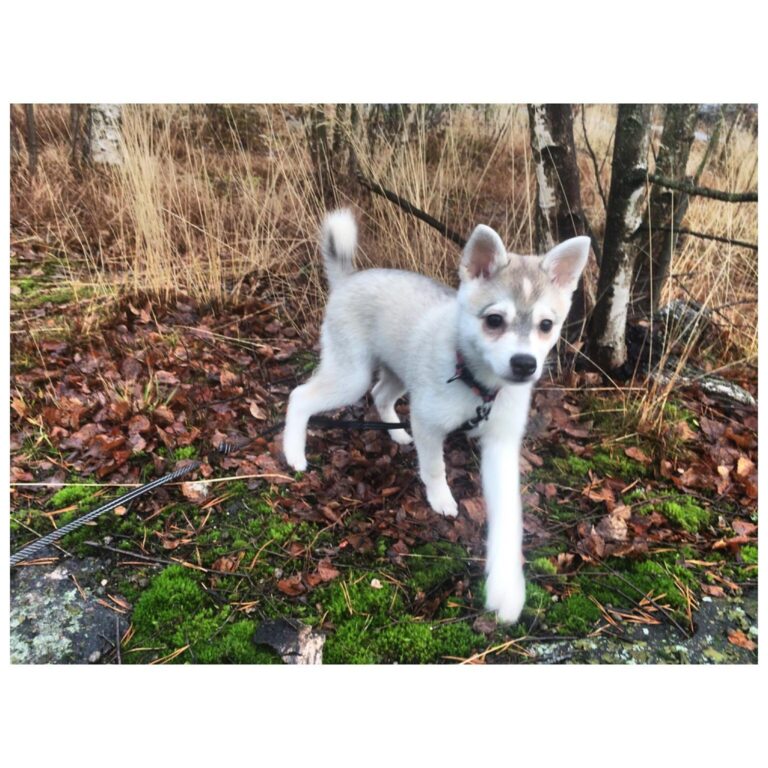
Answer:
10;558;129;664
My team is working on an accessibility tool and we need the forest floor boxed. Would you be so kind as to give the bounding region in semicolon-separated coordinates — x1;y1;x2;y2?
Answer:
10;242;758;664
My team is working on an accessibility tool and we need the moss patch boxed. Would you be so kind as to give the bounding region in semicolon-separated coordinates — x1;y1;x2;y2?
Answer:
126;565;281;664
321;571;484;663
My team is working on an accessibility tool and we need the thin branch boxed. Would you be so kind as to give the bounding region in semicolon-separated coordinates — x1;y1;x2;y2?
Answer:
644;172;757;203
355;170;467;247
580;105;608;211
637;224;757;252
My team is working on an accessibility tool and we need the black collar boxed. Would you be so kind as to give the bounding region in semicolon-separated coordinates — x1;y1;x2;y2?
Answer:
447;351;500;431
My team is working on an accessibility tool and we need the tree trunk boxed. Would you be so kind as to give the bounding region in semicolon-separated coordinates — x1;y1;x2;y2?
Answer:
528;104;591;338
305;105;338;209
589;104;652;372
633;104;698;315
69;104;84;167
25;104;38;176
86;104;122;165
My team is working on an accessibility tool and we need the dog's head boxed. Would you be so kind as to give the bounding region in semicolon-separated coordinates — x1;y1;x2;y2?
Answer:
456;224;590;385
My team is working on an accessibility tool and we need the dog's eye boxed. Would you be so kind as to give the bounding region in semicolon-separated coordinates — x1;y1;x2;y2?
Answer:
484;314;505;330
539;319;554;332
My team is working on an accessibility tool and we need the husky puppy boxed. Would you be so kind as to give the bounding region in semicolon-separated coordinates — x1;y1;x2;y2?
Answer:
283;210;589;622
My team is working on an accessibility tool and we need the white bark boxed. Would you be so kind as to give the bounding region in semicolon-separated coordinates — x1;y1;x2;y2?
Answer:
87;104;122;165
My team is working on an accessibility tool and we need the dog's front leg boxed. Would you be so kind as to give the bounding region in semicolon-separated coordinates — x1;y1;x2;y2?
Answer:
411;418;457;517
481;436;526;623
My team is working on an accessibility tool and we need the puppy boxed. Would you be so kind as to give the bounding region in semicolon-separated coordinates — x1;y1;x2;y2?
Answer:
283;210;589;622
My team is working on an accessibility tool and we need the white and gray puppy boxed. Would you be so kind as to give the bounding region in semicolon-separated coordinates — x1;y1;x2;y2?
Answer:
283;209;589;622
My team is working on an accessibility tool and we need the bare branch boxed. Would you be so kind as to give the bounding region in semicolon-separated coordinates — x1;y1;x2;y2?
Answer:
644;172;757;203
355;170;467;247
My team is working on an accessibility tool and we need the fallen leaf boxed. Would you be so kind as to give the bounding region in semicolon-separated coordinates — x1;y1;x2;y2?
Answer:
727;629;756;652
624;446;651;464
701;583;726;598
460;497;485;524
735;456;755;479
724;426;754;449
316;558;340;582
277;574;305;596
731;519;757;537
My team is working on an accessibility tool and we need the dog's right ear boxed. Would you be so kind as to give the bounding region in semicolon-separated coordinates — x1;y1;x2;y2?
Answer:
460;225;509;281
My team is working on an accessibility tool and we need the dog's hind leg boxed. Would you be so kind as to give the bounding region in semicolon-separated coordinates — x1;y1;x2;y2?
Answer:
283;353;372;472
372;367;412;445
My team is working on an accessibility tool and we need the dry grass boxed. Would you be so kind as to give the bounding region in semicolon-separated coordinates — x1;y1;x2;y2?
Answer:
10;103;758;433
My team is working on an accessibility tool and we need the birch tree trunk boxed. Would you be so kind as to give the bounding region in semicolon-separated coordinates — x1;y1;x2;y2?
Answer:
86;104;122;165
528;104;590;338
633;104;698;315
589;104;652;372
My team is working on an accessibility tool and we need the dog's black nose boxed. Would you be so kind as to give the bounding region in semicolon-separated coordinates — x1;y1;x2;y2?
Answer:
510;354;537;380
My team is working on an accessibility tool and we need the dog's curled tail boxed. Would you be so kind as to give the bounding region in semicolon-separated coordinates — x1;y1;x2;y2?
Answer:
320;209;357;290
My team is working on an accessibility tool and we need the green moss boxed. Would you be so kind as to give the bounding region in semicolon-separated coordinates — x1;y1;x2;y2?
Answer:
48;483;98;508
407;541;468;593
661;500;710;532
323;618;379;664
547;592;601;635
741;545;757;565
521;581;553;623
126;564;281;664
172;445;198;460
378;619;438;663
529;557;557;576
325;573;402;624
552;455;592;477
321;571;482;663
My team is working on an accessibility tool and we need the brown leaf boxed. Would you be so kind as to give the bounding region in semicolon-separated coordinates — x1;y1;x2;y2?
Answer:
212;555;240;573
460;497;486;524
155;370;180;386
724;426;755;449
153;405;175;425
220;369;240;387
670;420;697;442
624;446;651;464
701;583;726;598
731;519;757;537
277;574;305;596
735;456;755;479
316;558;340;582
128;414;152;434
576;523;605;560
249;400;267;420
715;465;731;495
596;512;628;542
727;629;756;652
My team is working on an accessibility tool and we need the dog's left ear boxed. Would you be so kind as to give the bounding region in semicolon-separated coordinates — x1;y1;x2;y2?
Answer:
542;236;591;291
460;225;509;281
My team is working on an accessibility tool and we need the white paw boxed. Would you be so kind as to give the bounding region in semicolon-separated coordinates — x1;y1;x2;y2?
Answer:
485;567;526;624
282;440;308;472
425;483;458;517
389;429;413;446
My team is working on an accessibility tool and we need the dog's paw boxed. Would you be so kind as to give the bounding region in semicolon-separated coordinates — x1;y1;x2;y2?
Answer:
389;429;413;446
425;483;459;517
485;568;526;624
282;443;308;472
